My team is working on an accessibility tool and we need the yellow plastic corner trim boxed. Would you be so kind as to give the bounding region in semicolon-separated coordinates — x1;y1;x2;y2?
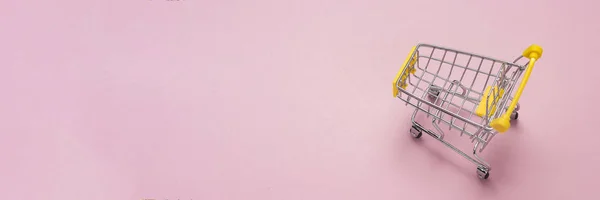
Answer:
392;46;418;97
522;44;543;59
490;44;543;133
475;86;505;117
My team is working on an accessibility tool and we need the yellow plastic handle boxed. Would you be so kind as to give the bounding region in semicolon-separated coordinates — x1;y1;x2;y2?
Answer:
392;46;418;97
490;44;543;133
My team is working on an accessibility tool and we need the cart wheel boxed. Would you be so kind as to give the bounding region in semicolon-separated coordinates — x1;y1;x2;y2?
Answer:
510;112;519;120
410;126;422;138
427;85;441;102
477;166;490;180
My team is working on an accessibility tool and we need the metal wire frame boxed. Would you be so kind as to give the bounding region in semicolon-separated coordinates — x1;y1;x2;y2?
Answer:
395;43;531;171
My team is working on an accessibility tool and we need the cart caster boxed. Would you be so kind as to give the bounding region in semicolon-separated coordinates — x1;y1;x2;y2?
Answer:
427;85;441;102
477;166;490;180
410;126;422;138
510;112;518;120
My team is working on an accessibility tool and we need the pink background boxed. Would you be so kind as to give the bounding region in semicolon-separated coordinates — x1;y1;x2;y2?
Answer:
1;0;599;199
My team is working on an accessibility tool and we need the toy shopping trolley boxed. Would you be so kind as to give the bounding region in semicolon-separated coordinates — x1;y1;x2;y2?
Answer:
392;43;543;179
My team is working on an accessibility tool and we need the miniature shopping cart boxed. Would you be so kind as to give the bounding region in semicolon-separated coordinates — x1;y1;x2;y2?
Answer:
392;43;543;179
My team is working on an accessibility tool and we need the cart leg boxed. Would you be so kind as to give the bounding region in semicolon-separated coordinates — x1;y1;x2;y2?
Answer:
473;142;491;179
430;130;492;179
409;108;491;179
409;109;422;138
410;108;441;139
